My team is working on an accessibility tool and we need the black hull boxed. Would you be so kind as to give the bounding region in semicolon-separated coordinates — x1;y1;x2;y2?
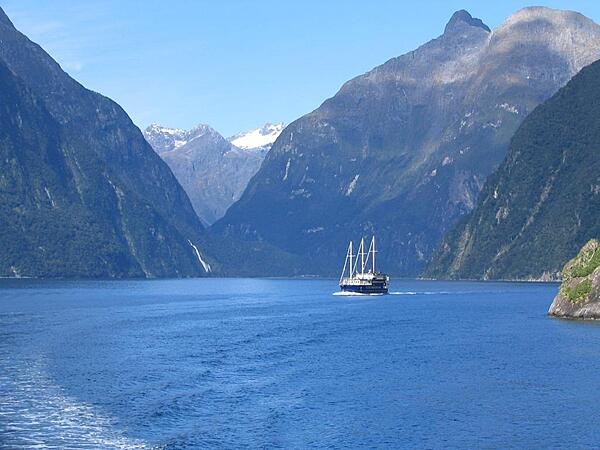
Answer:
339;284;389;295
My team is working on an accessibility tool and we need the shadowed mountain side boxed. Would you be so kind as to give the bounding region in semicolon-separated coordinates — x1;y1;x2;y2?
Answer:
0;8;212;278
214;7;600;276
426;59;600;280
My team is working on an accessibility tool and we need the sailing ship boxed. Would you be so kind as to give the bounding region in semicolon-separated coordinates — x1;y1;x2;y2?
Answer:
339;236;389;294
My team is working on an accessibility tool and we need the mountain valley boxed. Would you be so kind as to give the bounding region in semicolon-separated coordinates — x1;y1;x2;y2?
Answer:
144;123;283;225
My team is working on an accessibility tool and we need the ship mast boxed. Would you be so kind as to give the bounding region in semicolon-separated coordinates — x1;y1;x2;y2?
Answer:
340;236;378;282
365;236;377;273
360;237;366;274
349;241;354;278
372;236;376;272
340;240;354;283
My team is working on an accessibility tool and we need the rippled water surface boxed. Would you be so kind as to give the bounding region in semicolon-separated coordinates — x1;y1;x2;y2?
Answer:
1;278;599;448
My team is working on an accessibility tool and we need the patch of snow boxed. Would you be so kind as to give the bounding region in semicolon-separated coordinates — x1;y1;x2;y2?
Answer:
147;123;185;136
283;159;291;181
483;120;502;129
496;206;509;223
188;240;211;273
345;175;360;196
229;123;285;150
498;103;519;114
44;187;56;207
106;178;125;200
430;169;438;177
416;248;425;261
442;156;453;166
290;188;311;199
304;227;324;233
143;123;215;154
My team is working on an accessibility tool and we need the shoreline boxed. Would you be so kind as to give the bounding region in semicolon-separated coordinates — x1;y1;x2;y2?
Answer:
0;275;561;283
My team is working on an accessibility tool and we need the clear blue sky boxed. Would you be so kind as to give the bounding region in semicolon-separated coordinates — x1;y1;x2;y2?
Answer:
3;0;600;136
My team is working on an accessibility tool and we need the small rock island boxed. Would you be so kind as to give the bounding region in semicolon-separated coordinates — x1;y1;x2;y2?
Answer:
549;240;600;319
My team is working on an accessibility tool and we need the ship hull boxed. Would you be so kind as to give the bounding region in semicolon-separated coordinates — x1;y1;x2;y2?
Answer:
339;281;389;295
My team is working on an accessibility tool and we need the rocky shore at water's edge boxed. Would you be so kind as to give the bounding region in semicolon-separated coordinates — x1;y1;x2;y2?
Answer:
549;240;600;320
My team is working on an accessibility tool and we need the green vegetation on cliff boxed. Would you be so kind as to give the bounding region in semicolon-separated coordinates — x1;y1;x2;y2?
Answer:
570;245;600;279
548;240;600;319
560;240;600;303
426;59;600;280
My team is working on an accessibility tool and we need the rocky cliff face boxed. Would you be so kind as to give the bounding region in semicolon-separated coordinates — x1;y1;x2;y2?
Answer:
144;123;282;225
0;7;212;278
549;240;600;319
215;7;600;276
426;58;600;280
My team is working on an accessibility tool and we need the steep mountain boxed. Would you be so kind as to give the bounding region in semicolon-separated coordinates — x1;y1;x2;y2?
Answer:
0;7;212;278
215;7;600;276
144;123;281;225
426;59;600;280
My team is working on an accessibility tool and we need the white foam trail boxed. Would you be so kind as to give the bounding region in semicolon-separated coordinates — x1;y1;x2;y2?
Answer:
334;290;467;297
389;291;473;295
332;291;385;296
188;240;211;273
1;356;152;449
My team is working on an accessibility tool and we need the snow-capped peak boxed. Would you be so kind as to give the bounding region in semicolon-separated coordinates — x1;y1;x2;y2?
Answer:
144;122;284;156
229;123;285;151
146;123;185;136
143;123;217;154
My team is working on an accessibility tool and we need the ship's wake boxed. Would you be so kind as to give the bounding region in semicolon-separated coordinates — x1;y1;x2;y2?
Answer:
332;291;386;296
0;355;150;449
332;291;458;296
389;291;452;295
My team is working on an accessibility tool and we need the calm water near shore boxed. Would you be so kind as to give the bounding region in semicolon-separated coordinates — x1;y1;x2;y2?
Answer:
1;278;599;448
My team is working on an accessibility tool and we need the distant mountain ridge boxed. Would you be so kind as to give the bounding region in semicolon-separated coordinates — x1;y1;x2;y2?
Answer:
0;7;212;278
143;123;197;153
426;58;600;280
144;122;283;225
214;7;600;276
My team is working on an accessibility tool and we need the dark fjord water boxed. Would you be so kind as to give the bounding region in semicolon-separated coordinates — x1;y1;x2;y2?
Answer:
1;278;599;449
